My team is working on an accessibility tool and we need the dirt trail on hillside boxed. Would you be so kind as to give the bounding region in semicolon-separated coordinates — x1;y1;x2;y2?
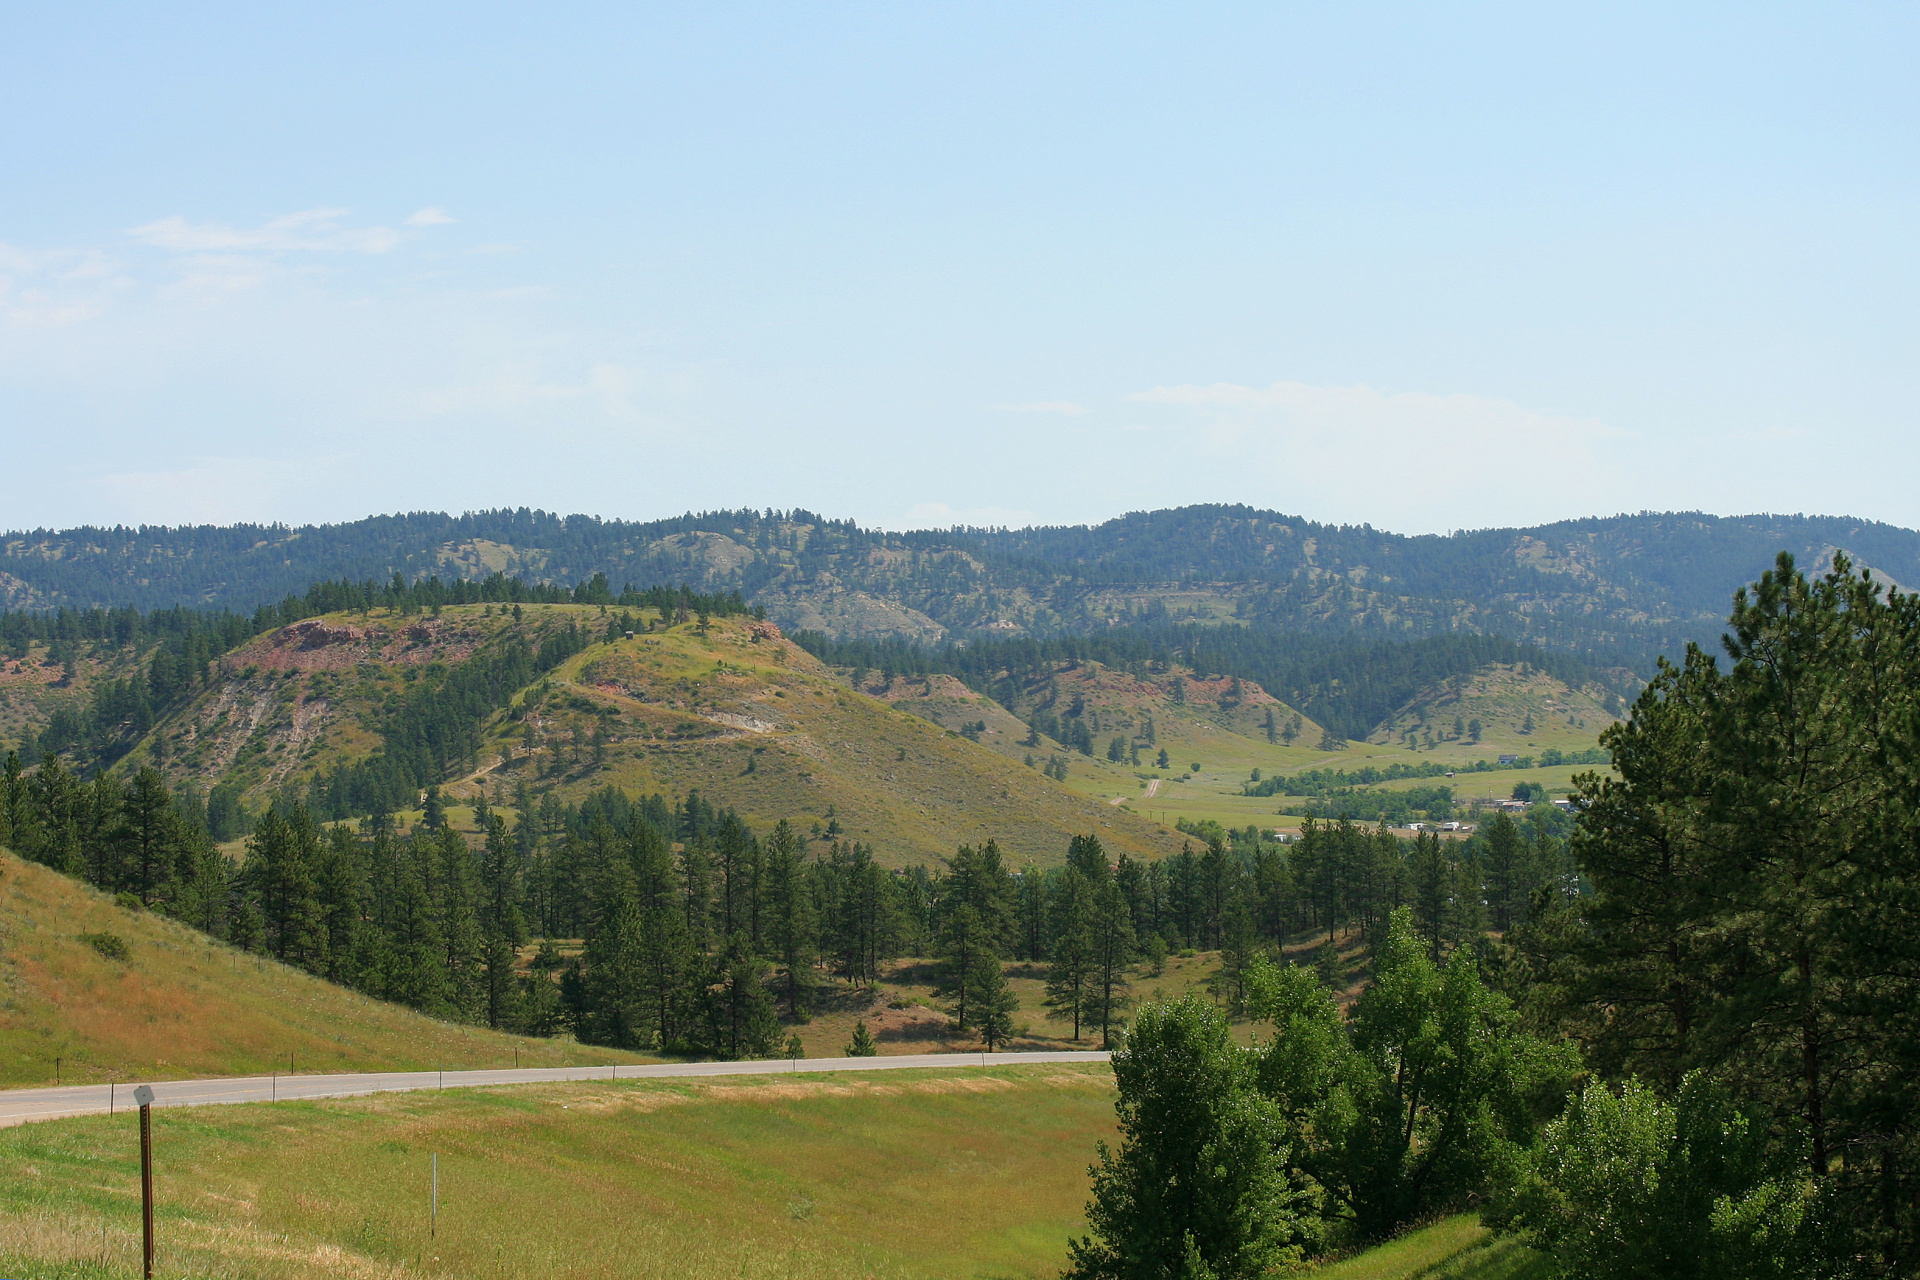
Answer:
1144;778;1162;798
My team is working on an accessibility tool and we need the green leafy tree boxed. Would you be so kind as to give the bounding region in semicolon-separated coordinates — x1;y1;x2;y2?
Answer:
1251;908;1576;1241
1496;1075;1837;1280
1065;995;1304;1279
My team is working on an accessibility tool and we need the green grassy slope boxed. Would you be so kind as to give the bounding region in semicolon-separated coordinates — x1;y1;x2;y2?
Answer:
0;853;642;1087
1365;661;1620;758
0;1062;1118;1280
1308;1216;1552;1279
843;654;1614;839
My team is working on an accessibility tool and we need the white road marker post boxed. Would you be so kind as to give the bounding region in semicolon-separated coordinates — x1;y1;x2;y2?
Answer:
431;1152;438;1239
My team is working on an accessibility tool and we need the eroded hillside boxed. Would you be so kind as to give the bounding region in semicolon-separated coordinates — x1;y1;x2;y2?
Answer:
124;605;1189;867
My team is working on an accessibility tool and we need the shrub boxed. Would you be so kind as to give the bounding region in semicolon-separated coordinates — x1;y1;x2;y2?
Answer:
81;932;130;962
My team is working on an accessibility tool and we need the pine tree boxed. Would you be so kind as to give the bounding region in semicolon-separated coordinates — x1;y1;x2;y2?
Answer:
432;825;484;1019
478;814;527;1029
705;933;780;1060
1046;870;1095;1039
1087;879;1137;1047
936;902;988;1029
970;949;1018;1050
846;1020;878;1056
764;819;816;1017
118;766;178;906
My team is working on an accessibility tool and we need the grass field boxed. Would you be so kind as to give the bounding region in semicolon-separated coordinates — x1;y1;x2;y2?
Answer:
0;1063;1554;1280
0;853;646;1088
781;948;1227;1058
0;1075;1559;1280
0;1063;1120;1280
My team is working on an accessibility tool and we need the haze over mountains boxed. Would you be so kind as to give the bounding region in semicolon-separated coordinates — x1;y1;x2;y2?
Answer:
6;504;1917;668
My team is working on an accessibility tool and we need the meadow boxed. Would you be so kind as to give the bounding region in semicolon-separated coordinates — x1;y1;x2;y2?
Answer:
0;1064;1120;1280
0;1062;1550;1280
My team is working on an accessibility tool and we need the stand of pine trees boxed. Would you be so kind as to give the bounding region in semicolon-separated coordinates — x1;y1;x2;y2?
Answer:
0;739;1579;1062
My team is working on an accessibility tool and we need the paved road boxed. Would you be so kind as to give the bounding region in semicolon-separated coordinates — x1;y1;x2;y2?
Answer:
0;1051;1112;1128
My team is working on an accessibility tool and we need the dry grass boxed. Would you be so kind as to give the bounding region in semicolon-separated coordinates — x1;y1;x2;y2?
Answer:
0;853;647;1087
783;949;1228;1058
0;1062;1120;1280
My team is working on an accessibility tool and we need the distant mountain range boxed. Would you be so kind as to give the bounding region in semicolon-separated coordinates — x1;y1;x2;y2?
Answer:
8;505;1918;668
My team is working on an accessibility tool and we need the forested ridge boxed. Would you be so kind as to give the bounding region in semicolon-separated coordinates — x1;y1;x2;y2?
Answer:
9;504;1920;672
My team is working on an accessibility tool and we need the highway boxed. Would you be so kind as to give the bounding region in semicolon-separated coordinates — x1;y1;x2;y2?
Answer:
0;1050;1112;1128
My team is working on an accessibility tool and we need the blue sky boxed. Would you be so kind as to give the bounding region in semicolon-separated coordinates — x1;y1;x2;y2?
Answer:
2;3;1915;535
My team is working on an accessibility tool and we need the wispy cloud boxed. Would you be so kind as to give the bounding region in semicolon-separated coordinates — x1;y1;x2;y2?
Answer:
993;399;1088;416
1121;379;1636;531
96;456;339;524
128;208;400;254
405;206;455;226
0;242;125;329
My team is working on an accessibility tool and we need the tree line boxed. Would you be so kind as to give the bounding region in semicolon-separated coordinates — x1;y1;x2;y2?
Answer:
1;726;1578;1061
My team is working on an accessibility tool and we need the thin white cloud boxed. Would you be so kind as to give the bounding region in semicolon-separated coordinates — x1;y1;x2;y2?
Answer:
1121;379;1637;532
0;242;125;329
993;399;1088;416
96;456;337;524
128;208;400;254
406;207;455;226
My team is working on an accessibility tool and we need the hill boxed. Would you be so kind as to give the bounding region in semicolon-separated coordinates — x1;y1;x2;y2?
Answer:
1366;661;1622;758
0;852;638;1088
125;604;1188;867
8;505;1920;665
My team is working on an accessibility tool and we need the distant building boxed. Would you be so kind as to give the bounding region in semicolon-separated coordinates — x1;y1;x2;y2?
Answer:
1497;753;1519;765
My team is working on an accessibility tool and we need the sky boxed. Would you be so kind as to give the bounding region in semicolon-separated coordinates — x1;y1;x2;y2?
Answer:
2;3;1915;537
